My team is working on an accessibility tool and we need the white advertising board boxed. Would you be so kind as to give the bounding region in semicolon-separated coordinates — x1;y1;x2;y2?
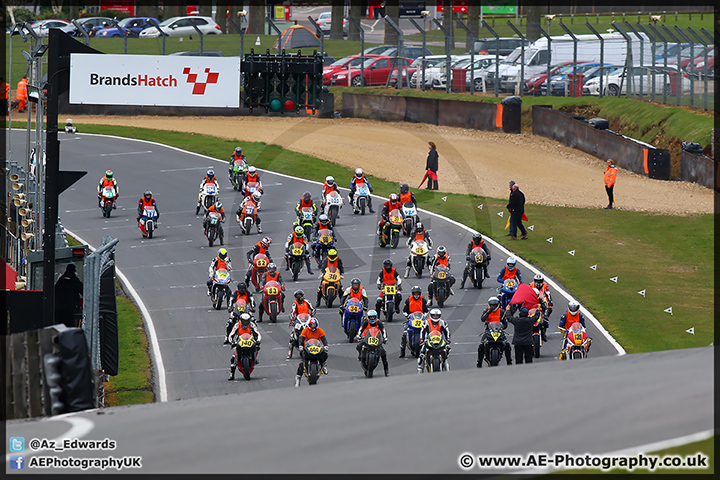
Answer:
69;53;240;107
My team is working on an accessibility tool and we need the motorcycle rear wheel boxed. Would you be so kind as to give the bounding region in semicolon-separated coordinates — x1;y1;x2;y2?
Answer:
308;362;319;385
533;335;541;358
292;261;300;281
437;287;446;307
241;356;252;381
431;356;441;372
104;202;112;218
489;348;500;366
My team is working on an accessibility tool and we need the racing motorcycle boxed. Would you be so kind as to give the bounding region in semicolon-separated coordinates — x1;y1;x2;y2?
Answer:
196;183;218;215
378;283;399;322
287;312;310;359
323;190;343;226
497;278;519;311
259;280;283;323
231;332;257;381
301;338;325;385
248;253;269;292
100;185;117;218
404;312;425;358
408;240;430;278
466;246;489;289
351;181;371;215
205;210;223;247
378;208;403;249
401;202;419;236
225;299;250;337
319;265;342;308
359;325;383;378
210;268;232;310
559;322;592;360
422;329;449;373
312;227;336;266
237;200;258;235
229;157;248;191
483;320;509;366
429;265;452;307
296;206;316;240
287;241;308;281
341;298;364;342
139;205;157;238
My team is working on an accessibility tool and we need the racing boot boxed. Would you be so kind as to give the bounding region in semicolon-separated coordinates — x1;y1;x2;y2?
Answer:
322;362;328;376
315;291;322;308
219;233;224;246
368;197;376;213
399;335;406;358
417;355;424;373
305;257;314;275
228;365;235;381
294;374;301;387
476;346;483;367
404;264;411;278
356;343;363;362
257;225;263;234
284;255;290;271
287;343;294;359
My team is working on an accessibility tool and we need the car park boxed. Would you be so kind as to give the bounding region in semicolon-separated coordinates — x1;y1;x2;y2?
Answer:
323;54;383;85
540;63;622;96
96;17;159;37
139;16;222;38
362;45;433;60
408;55;448;88
315;11;347;34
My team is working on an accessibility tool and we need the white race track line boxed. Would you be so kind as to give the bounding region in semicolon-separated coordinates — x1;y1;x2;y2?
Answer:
69;132;626;405
5;414;95;463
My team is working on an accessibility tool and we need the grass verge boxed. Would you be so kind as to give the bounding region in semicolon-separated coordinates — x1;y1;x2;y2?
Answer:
65;123;713;354
557;436;714;475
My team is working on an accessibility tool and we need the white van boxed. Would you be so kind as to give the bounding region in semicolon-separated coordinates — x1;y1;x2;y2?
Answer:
488;32;654;91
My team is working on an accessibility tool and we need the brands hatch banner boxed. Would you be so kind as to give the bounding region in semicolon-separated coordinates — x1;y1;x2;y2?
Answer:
69;54;240;108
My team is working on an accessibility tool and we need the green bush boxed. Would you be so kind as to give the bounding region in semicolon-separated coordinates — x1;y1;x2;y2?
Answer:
11;8;35;23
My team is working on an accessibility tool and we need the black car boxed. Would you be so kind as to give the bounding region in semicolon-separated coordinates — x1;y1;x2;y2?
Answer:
473;37;529;56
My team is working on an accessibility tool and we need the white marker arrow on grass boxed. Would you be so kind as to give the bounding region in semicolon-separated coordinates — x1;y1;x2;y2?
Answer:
568;250;575;256
528;225;534;231
497;211;503;217
589;264;597;270
638;289;646;297
610;276;618;283
546;237;553;243
664;307;673;315
685;327;694;335
441;196;447;202
477;204;483;209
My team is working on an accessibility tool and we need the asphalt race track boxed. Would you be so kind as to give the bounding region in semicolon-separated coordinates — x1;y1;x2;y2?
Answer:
5;347;714;474
17;131;621;402
5;131;712;474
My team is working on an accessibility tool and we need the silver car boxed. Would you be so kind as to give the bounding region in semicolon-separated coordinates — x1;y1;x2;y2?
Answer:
139;16;222;38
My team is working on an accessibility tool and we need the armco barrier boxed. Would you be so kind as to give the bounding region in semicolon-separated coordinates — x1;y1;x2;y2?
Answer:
532;105;671;180
680;150;717;190
342;93;506;133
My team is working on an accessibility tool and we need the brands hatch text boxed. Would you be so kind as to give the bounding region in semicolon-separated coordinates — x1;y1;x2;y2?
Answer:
89;73;178;87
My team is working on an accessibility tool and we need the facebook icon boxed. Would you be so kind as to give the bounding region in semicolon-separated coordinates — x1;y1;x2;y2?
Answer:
10;455;25;470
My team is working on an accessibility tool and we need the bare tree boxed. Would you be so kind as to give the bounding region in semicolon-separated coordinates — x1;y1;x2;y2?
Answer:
347;2;361;42
524;2;542;43
383;0;399;45
330;0;344;40
51;0;63;15
247;0;265;36
466;4;480;51
442;1;454;49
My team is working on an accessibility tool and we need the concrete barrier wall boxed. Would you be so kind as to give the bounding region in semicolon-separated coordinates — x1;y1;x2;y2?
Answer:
532;106;671;180
342;93;501;132
680;150;717;190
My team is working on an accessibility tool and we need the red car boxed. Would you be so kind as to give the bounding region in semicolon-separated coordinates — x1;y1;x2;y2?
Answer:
524;62;573;96
330;56;413;86
322;54;384;85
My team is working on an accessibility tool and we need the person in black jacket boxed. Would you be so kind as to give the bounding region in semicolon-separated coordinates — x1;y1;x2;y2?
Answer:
425;141;438;190
506;183;527;240
506;306;538;364
54;263;83;328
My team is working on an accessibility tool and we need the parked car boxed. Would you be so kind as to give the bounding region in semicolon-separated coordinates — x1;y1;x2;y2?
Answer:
139;16;222;38
540;63;621;96
464;55;506;91
666;44;713;71
96;17;159;37
408;55;448;88
412;55;471;90
330;56;413;86
523;62;574;95
59;17;113;36
315;11;347;34
30;19;72;36
473;37;529;56
323;54;384;85
431;55;503;91
362;45;433;60
689;53;714;77
583;65;691;96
